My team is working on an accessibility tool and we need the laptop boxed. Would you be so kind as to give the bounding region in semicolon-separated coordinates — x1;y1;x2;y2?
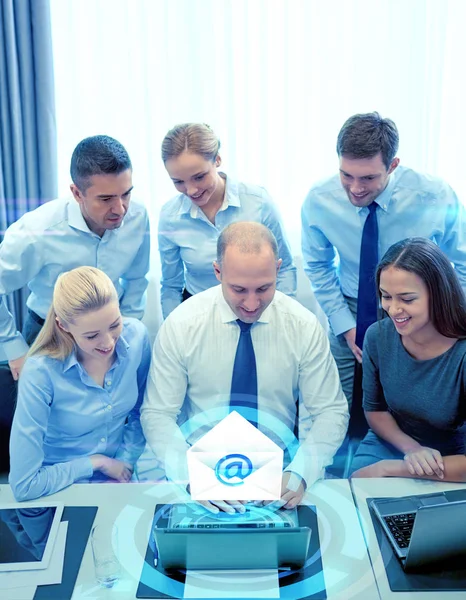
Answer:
153;503;312;570
370;489;466;571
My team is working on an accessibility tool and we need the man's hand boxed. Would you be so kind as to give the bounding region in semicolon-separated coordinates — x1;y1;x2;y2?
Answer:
343;328;362;363
279;471;306;509
8;354;27;381
90;455;133;482
197;499;247;514
403;447;444;479
185;484;247;514
258;472;306;510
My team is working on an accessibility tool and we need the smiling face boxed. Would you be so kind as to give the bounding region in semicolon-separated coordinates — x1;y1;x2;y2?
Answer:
339;153;399;207
70;169;133;237
164;151;224;209
214;244;282;323
58;301;123;363
379;266;437;341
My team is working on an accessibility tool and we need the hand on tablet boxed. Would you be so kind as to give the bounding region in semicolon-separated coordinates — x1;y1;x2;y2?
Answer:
185;484;247;514
197;499;247;514
255;472;306;510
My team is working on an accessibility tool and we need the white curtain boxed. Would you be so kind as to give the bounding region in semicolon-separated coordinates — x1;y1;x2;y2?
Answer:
50;0;466;331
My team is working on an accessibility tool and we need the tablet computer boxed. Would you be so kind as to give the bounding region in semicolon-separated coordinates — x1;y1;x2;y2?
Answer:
0;502;64;571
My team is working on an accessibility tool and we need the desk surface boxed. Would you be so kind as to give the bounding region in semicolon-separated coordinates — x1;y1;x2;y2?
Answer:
0;480;378;600
351;477;466;600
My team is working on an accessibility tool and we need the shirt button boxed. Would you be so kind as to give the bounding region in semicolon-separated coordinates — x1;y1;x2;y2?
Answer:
106;380;112;386
107;405;112;411
100;437;106;443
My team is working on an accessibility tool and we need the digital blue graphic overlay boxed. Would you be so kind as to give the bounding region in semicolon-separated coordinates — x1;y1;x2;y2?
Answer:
214;453;253;486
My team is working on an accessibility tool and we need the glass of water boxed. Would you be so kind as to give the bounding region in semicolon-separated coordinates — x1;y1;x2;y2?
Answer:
91;523;121;587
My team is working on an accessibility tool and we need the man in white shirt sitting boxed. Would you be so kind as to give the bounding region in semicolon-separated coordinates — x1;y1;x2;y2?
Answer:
141;222;348;512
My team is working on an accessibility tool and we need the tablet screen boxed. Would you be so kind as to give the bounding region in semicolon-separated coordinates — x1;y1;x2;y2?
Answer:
0;503;64;571
167;502;299;528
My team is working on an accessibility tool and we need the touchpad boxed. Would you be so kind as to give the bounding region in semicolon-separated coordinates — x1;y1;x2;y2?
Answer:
418;494;448;507
374;499;418;515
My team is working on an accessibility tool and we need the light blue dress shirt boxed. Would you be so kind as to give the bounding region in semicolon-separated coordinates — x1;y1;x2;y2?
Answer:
0;198;150;361
158;173;297;318
9;319;151;501
301;166;466;337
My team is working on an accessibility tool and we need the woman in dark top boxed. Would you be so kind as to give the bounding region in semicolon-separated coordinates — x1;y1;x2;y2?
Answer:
351;237;466;481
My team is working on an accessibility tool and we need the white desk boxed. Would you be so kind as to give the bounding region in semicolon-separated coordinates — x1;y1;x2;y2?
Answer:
350;478;466;600
0;479;378;599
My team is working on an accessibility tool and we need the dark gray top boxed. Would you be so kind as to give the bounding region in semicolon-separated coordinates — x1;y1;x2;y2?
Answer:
363;318;466;454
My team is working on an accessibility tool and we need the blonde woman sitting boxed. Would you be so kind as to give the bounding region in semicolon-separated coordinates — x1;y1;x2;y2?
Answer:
9;267;151;501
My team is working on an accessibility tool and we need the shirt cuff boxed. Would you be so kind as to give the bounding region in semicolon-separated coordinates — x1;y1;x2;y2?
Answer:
284;470;305;492
73;456;94;481
329;307;356;337
1;335;29;361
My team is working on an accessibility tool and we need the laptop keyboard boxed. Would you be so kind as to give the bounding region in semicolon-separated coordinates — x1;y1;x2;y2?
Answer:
383;512;416;548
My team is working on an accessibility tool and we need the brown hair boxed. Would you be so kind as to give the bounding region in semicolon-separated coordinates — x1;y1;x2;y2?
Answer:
376;238;466;338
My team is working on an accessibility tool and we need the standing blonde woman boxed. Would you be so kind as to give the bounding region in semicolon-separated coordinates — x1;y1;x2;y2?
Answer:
159;123;297;318
9;267;151;501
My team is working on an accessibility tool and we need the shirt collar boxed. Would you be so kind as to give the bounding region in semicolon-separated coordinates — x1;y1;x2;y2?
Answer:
62;331;130;374
67;198;95;234
176;172;241;218
216;285;273;325
67;198;126;239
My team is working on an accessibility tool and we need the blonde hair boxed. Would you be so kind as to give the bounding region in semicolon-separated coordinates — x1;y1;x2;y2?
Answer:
29;267;119;361
161;123;220;163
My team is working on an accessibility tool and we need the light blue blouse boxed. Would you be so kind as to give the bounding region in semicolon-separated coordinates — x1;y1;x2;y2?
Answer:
158;174;297;318
9;319;151;501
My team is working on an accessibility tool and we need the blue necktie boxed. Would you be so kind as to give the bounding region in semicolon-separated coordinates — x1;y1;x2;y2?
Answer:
230;319;258;425
356;202;379;348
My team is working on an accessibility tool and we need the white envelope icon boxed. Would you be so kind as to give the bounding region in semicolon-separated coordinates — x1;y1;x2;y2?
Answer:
187;411;283;501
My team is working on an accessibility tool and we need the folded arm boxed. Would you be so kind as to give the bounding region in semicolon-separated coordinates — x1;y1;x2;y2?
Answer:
352;455;466;482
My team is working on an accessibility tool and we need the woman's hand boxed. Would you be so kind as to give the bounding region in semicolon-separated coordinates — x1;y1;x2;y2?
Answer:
403;447;444;479
90;455;133;482
351;461;390;478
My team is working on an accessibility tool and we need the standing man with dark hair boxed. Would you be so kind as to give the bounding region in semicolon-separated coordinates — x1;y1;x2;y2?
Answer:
0;135;150;379
301;112;466;407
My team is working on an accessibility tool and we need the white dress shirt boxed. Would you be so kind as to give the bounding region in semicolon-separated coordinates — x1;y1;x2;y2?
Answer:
141;285;349;488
